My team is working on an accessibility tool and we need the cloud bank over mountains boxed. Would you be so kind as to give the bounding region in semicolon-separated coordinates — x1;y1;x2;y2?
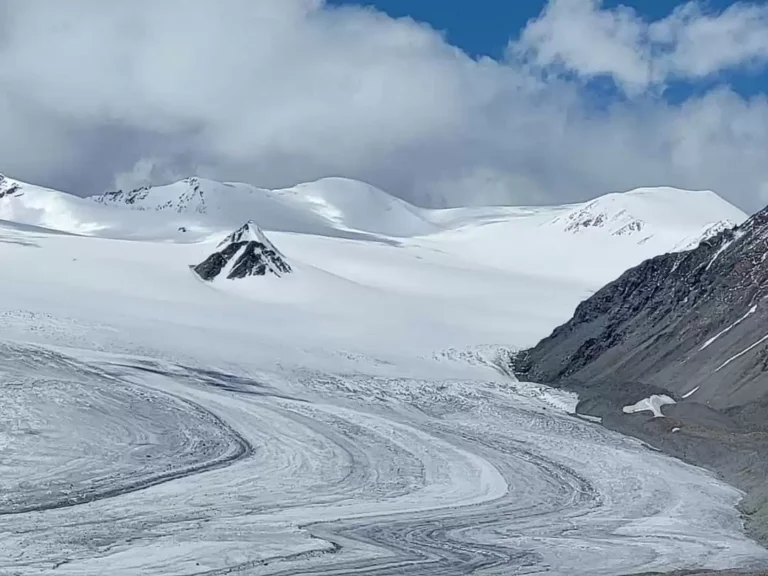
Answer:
2;0;768;210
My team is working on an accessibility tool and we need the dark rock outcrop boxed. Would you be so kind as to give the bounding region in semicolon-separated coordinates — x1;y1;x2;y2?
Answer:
193;221;291;281
0;174;21;199
93;177;207;213
513;208;768;410
94;185;151;206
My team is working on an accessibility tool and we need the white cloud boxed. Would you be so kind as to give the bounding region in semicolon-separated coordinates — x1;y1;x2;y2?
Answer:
513;0;656;94
652;2;768;78
1;0;768;211
114;158;187;193
515;0;768;93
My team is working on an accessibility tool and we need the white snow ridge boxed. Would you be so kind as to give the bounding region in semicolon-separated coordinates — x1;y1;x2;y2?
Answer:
0;172;764;575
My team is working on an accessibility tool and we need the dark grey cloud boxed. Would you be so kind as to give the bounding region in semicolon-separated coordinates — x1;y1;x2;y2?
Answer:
2;0;768;211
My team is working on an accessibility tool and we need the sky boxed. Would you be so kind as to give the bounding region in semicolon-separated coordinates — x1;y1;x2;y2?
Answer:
2;0;768;212
329;1;747;57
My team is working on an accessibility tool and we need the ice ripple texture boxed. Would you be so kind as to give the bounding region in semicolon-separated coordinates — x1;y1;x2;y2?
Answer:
1;345;767;575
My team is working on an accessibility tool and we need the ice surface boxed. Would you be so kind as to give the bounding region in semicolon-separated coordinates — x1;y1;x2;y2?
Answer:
0;176;764;575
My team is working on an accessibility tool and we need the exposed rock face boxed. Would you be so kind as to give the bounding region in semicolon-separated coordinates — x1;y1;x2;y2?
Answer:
513;207;768;410
93;185;151;206
0;174;21;199
93;177;207;213
556;205;645;236
193;222;291;281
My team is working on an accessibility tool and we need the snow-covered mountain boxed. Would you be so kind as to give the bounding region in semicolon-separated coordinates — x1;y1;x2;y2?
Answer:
91;176;440;239
0;170;765;574
0;171;749;346
0;170;747;343
194;221;291;281
549;187;745;241
514;201;768;411
0;174;746;285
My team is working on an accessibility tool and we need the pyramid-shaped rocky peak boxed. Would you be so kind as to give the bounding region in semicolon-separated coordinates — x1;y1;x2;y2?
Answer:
218;220;273;247
194;221;291;281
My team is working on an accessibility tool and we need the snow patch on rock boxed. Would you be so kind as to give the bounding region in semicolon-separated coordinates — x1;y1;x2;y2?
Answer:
700;306;758;351
673;219;739;252
549;187;747;247
623;395;676;418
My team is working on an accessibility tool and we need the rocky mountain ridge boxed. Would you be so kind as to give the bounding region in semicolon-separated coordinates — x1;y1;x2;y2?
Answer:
93;177;207;213
513;205;768;409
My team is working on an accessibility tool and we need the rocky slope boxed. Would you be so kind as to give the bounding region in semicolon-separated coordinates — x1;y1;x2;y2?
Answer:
513;207;768;409
193;221;291;281
0;174;21;199
513;203;768;544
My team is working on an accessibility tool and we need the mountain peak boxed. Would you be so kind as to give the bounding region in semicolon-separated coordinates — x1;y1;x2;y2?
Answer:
194;222;291;281
219;220;271;248
93;176;214;214
549;186;746;243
